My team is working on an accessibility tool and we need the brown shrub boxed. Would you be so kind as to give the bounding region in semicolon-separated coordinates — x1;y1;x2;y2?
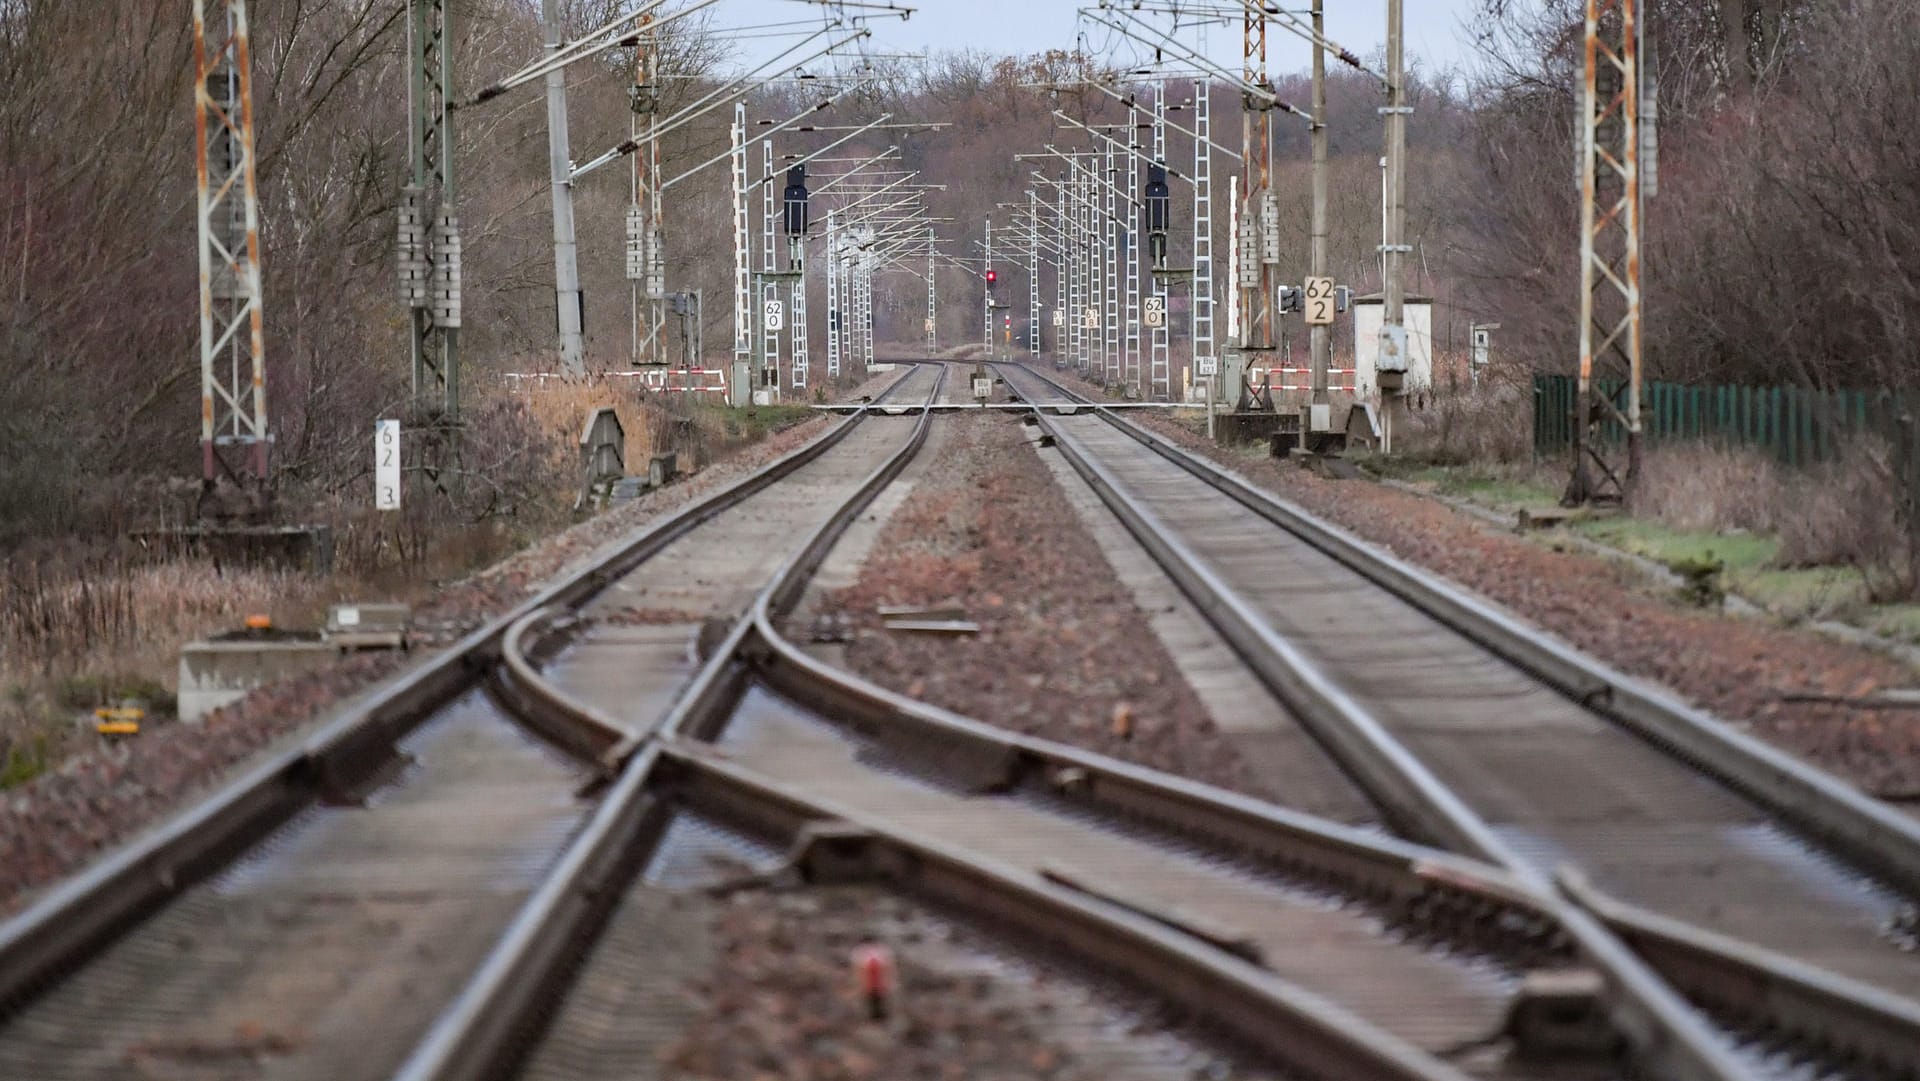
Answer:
1773;442;1919;602
1399;383;1533;465
1633;444;1787;535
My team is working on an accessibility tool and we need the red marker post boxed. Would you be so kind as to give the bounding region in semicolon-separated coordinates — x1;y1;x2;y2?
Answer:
852;943;895;1021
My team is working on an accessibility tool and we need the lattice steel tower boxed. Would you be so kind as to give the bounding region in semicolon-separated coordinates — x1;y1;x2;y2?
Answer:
193;0;270;520
400;0;462;495
1567;0;1646;504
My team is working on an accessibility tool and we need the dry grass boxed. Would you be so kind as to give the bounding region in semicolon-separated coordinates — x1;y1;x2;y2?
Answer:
0;554;340;785
1633;443;1788;534
1396;381;1533;465
1628;441;1920;603
1;375;832;790
511;376;660;477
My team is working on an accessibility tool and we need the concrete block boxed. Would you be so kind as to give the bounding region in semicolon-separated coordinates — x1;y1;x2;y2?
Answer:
648;453;678;489
178;637;337;722
325;602;410;651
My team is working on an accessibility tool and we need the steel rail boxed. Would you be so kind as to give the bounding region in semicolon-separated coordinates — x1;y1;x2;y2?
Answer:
655;739;1480;1081
0;364;926;1016
994;359;1920;1078
409;363;1505;1081
390;364;949;1081
1037;366;1920;895
992;360;1754;1080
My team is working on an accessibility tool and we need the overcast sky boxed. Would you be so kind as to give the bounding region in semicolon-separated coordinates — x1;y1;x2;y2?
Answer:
705;1;1485;78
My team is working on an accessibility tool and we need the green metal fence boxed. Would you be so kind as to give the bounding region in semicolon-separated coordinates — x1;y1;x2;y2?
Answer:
1533;374;1904;467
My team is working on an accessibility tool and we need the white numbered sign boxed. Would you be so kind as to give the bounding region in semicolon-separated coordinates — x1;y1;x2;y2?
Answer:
1195;357;1219;377
764;301;784;331
1143;296;1166;328
1083;305;1100;329
1052;309;1066;327
1304;276;1336;326
374;419;401;511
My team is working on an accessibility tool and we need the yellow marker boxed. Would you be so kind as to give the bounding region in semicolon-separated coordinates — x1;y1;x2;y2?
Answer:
94;707;145;736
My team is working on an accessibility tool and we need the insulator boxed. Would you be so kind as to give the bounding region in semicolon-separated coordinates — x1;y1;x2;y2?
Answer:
624;205;645;281
398;186;430;308
645;225;666;300
431;208;461;328
1236;218;1261;288
1259;192;1280;264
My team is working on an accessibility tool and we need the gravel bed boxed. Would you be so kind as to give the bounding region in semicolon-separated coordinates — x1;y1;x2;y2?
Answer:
664;886;1094;1081
815;411;1261;796
0;413;834;914
665;884;1281;1081
1031;363;1920;802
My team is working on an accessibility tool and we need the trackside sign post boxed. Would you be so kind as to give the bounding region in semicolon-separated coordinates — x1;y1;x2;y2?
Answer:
375;419;400;510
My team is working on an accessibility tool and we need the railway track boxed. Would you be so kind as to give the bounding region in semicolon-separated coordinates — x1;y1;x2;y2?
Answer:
0;363;940;1080
15;356;1918;1080
389;362;1855;1081
992;359;1920;1077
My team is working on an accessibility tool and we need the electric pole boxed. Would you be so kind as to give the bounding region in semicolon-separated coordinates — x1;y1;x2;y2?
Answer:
1149;82;1171;401
731;103;750;402
761;137;779;395
826;211;842;376
1056;180;1068;366
402;0;461;496
1240;0;1276;408
543;0;585;377
1103;139;1119;385
1191;78;1216;404
1309;0;1331;435
1380;0;1410;450
193;0;271;521
1566;0;1646;504
1028;189;1041;361
1124;103;1143;394
983;218;992;353
627;13;663;368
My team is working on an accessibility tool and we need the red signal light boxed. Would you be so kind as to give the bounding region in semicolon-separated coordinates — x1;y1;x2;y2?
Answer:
985;270;997;283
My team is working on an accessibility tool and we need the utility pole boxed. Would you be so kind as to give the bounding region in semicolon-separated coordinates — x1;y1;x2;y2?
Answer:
1103;139;1119;385
402;0;461;495
1149;83;1170;401
1238;0;1277;411
1379;0;1411;450
1123;104;1143;394
1566;0;1646;504
761;137;779;395
1309;0;1331;435
865;252;875;369
982;218;992;353
193;0;271;521
730;104;750;402
787;166;809;393
1028;189;1041;360
1056;180;1068;366
927;223;937;358
543;0;585;377
826;211;842;376
1191;78;1216;404
627;13;663;367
